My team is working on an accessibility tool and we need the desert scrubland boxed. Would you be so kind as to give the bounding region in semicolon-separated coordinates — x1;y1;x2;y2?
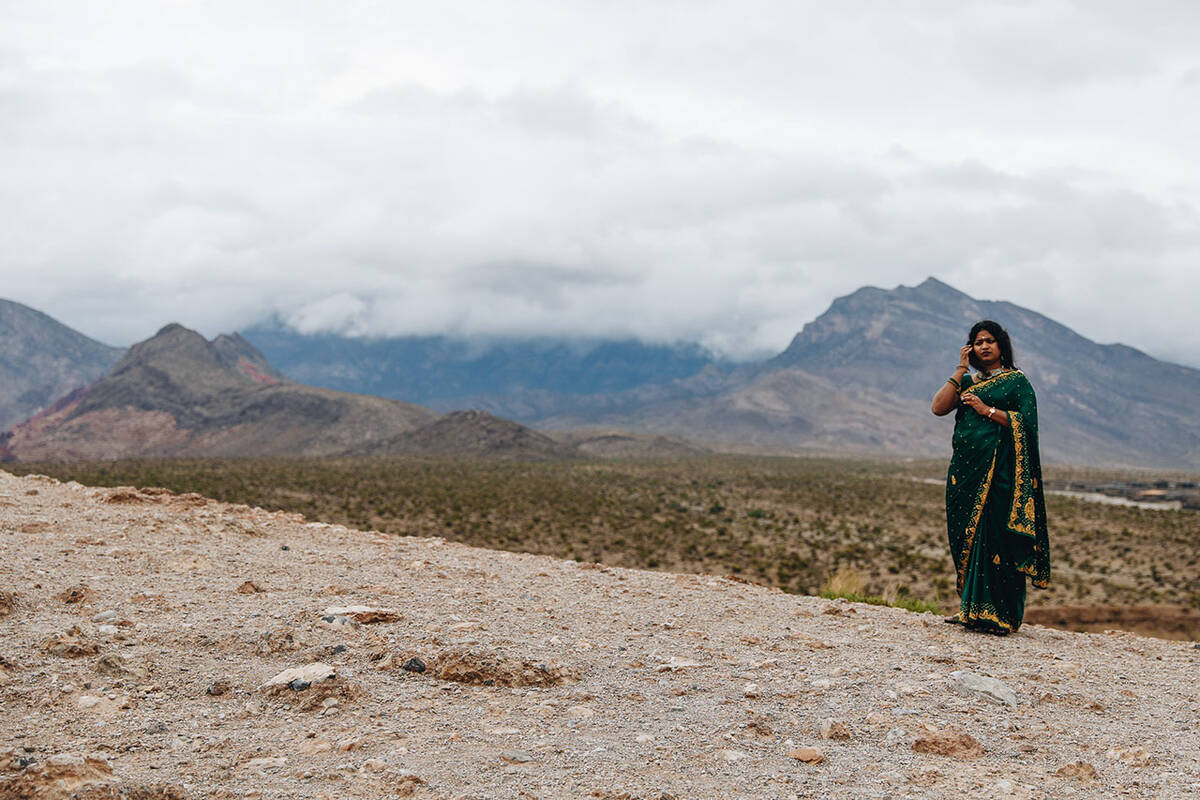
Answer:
9;454;1198;640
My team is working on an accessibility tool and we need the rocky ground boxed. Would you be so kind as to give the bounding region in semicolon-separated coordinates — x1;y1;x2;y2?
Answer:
1;469;1197;800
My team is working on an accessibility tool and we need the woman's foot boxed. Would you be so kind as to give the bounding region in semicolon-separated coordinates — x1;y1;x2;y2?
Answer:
943;614;962;624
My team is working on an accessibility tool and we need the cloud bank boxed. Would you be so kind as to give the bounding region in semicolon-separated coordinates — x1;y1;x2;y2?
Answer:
1;1;1198;365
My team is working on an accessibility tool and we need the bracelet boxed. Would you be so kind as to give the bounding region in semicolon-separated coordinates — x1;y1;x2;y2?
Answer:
946;377;961;390
987;407;997;419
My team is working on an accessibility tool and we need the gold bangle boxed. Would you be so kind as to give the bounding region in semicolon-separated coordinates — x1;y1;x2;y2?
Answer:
946;377;961;390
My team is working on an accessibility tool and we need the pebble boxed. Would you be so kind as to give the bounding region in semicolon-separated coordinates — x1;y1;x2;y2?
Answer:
401;657;426;673
97;624;119;636
500;750;533;763
818;719;851;740
742;683;761;698
91;610;118;623
787;747;824;764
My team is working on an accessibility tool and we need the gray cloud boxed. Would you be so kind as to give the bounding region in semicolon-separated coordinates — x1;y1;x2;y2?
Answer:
1;0;1198;367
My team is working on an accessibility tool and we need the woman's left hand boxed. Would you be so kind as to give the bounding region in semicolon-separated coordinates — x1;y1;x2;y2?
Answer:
960;393;990;416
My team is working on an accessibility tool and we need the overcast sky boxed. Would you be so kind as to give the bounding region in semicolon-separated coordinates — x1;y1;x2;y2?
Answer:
2;1;1198;365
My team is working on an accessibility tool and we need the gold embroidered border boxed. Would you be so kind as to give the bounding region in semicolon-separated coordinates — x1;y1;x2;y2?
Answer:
964;368;1023;396
1007;410;1037;537
961;602;1018;632
956;451;997;595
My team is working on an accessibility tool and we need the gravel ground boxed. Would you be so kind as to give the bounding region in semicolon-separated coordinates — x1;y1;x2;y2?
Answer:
1;468;1198;800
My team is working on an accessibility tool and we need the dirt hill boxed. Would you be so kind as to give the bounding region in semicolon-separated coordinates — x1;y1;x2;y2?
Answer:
1;470;1196;799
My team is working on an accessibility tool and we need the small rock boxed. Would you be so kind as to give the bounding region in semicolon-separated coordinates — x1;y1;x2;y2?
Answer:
97;624;119;636
0;590;15;616
948;670;1017;709
567;705;594;719
91;610;118;623
323;605;400;624
718;749;748;763
242;756;288;771
260;662;336;692
360;758;387;772
885;727;910;747
42;626;99;658
236;581;264;594
401;657;427;673
337;737;361;751
500;750;533;763
995;779;1014;794
206;681;231;697
1106;747;1154;767
78;695;104;710
319;614;359;630
818;718;851;740
743;683;761;699
58;584;93;604
655;657;703;672
912;725;984;758
636;733;655;743
787;747;824;764
1054;761;1099;781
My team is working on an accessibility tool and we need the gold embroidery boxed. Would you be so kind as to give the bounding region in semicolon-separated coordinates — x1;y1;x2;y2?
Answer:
960;602;1017;632
956;452;997;595
950;475;956;485
963;368;1023;396
992;554;1001;565
1007;410;1036;537
1032;478;1038;489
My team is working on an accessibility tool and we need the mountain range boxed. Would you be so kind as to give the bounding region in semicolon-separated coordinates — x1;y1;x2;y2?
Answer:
2;279;1196;468
1;324;439;461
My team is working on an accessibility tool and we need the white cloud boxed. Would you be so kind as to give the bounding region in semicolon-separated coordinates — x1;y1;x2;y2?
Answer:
0;0;1198;367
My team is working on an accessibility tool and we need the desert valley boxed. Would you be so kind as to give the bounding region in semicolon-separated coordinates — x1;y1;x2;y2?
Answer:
2;279;1198;799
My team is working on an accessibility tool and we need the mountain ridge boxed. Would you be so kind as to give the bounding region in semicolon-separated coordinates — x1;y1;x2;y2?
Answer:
0;298;124;431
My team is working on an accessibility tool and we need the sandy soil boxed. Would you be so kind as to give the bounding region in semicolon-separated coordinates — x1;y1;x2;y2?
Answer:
1;469;1197;799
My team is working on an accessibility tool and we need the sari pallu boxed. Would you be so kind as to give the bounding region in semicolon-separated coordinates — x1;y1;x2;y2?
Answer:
946;369;1051;633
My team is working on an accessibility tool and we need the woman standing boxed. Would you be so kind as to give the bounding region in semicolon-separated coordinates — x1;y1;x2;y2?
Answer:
931;320;1050;635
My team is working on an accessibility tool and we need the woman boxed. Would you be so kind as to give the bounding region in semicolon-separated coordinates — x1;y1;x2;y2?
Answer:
931;320;1050;635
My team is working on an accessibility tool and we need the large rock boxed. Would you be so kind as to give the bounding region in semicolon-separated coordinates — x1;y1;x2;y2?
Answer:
949;670;1018;709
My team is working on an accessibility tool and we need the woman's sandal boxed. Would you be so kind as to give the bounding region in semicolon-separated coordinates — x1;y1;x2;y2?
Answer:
943;614;962;625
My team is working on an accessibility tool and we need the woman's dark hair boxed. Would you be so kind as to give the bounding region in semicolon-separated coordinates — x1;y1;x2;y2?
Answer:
967;320;1016;370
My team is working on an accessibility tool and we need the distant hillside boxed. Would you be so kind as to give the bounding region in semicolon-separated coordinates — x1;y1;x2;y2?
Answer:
770;278;1200;468
532;279;1198;469
359;410;580;461
0;298;124;431
1;324;439;460
241;327;725;412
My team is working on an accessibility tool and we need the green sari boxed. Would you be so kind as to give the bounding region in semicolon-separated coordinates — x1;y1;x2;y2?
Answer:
946;368;1051;634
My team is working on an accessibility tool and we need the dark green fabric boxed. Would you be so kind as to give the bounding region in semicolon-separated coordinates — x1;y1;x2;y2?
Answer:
946;369;1051;633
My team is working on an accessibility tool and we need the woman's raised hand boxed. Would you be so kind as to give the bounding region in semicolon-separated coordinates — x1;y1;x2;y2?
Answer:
958;345;972;370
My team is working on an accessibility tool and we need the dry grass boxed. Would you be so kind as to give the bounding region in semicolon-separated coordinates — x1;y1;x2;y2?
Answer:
8;454;1198;637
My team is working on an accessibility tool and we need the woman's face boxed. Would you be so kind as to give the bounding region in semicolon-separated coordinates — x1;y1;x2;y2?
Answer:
972;329;1002;368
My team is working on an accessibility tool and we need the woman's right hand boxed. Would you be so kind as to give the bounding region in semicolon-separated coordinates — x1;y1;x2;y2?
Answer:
958;345;972;371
